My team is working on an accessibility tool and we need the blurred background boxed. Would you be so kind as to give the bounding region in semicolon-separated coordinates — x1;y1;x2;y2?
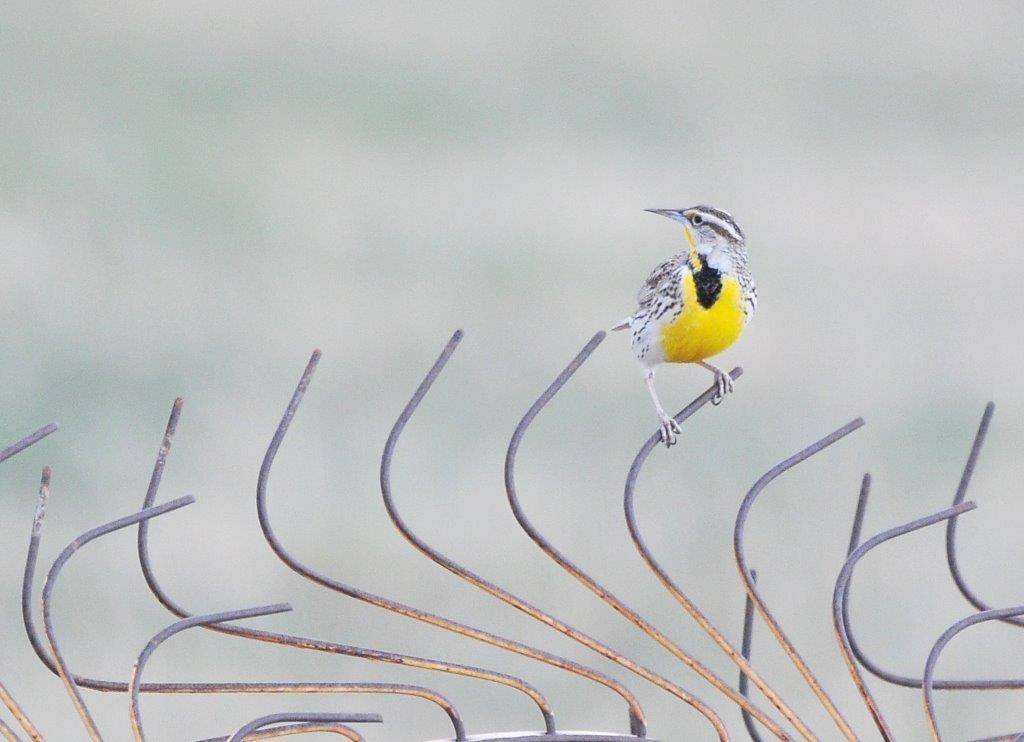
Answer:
3;2;1024;739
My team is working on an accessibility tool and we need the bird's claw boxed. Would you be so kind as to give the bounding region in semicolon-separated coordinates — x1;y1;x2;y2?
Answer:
659;415;682;447
711;370;734;406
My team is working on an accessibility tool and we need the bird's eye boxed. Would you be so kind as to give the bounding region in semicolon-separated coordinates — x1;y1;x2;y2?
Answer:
690;214;703;225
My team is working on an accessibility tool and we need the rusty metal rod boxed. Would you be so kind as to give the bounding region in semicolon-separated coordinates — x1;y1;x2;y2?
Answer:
923;605;1024;742
23;470;334;697
129;604;292;741
501;330;790;739
260;346;647;736
0;682;42;742
944;404;1024;628
0;421;57;742
127;397;528;736
23;462;403;736
0;717;20;742
624;367;813;740
832;501;977;741
844;473;1024;689
734;420;864;740
39;465;195;741
21;467;471;739
383;331;741;738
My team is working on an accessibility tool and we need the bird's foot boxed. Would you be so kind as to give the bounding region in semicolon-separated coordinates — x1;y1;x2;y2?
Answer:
710;369;735;406
659;414;682;447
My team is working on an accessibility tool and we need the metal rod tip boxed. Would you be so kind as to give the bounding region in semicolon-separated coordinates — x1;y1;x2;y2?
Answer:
258;602;293;616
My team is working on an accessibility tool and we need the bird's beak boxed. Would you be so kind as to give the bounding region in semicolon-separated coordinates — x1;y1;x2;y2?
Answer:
645;208;690;225
647;209;698;250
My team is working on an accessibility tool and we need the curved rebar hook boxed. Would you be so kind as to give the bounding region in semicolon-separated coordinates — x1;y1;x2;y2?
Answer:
385;331;757;738
39;470;195;742
256;349;616;736
20;457;468;739
844;475;1024;690
734;419;864;740
503;331;802;739
945;404;1024;628
128;604;292;741
832;501;977;740
923;605;1024;742
128;397;471;732
1;424;57;742
623;371;813;740
380;333;667;736
225;713;382;742
0;680;43;742
20;454;453;740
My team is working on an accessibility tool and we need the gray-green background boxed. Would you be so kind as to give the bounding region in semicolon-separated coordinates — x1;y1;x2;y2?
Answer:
3;3;1024;740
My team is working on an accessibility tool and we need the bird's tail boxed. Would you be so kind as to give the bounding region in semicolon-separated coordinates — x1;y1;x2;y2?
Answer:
610;317;631;332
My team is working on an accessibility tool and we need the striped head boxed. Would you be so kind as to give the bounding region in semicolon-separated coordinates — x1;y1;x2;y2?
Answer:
646;205;747;272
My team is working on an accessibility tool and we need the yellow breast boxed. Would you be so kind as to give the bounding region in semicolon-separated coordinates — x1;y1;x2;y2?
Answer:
659;273;746;363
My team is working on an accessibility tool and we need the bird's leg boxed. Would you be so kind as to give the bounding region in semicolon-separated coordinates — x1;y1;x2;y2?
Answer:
698;360;734;405
645;368;680;447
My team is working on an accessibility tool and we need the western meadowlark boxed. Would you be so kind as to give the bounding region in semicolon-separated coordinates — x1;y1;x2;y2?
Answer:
614;205;756;447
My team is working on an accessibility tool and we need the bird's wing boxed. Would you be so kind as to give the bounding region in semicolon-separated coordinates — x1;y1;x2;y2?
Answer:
636;252;686;308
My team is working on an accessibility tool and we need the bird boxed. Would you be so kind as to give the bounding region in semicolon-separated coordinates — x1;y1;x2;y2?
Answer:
613;205;756;447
